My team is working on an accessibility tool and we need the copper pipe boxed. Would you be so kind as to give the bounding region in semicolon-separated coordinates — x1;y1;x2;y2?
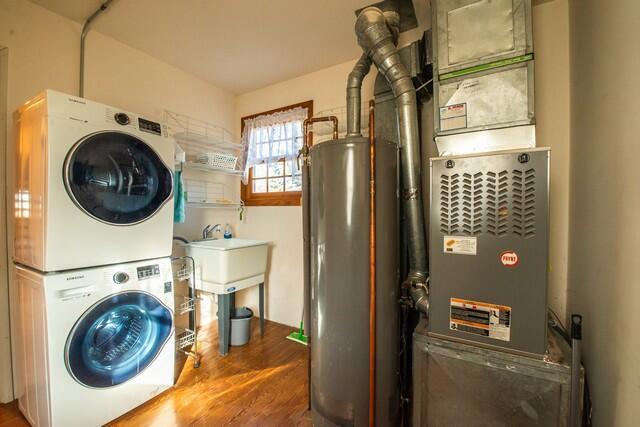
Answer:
303;116;339;148
368;99;376;427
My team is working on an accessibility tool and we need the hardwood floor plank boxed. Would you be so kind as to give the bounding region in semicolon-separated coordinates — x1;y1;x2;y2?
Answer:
0;319;311;426
0;402;28;427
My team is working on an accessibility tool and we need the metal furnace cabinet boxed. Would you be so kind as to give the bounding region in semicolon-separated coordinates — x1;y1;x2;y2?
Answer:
428;148;549;357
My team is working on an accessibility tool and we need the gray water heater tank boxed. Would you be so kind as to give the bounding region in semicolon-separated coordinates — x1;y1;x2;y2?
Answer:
309;136;400;426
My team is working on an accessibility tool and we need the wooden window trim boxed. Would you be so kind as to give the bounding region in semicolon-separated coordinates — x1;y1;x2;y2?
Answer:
241;100;313;207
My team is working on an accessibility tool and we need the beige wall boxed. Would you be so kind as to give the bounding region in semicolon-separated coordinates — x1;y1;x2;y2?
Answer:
234;0;572;327
569;0;640;425
533;0;572;320
0;0;237;400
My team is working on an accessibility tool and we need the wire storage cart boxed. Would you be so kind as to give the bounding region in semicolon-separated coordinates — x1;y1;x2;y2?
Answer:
172;256;200;368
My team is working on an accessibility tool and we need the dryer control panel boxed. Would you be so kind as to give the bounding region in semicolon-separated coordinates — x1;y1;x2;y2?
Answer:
138;118;162;136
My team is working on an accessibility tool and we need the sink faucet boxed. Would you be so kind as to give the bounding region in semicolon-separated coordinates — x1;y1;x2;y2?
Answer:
202;224;212;239
202;224;222;240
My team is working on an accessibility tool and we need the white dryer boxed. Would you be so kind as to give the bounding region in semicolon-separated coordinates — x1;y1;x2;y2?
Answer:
12;258;175;427
14;90;175;272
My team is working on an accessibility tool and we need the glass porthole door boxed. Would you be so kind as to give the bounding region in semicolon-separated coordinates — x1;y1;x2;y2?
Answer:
65;291;173;388
64;131;173;225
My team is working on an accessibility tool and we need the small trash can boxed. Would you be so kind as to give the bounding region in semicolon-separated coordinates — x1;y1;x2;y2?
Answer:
230;307;253;346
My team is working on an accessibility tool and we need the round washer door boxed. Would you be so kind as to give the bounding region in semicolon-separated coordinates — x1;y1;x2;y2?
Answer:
65;131;173;225
65;291;173;388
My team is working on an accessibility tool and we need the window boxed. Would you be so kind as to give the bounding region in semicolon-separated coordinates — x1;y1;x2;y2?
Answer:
241;101;312;206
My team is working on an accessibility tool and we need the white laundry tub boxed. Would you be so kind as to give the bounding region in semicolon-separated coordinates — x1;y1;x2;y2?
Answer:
186;239;268;294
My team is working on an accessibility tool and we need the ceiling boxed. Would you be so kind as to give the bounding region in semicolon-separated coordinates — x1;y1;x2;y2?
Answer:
29;0;376;94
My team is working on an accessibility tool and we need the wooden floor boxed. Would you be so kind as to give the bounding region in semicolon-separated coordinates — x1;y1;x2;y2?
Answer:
0;319;311;426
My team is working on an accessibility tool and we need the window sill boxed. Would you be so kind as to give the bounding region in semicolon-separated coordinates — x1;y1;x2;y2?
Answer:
242;192;301;207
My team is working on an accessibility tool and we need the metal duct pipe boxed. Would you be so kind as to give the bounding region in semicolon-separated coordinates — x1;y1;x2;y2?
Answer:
355;7;429;313
346;54;371;137
80;0;113;97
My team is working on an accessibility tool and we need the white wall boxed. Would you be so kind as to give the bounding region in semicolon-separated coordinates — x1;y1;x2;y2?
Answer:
568;0;640;425
0;0;236;401
234;0;572;327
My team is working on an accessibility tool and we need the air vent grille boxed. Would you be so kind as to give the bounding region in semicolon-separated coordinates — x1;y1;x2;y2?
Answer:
513;168;537;238
485;170;510;236
459;172;484;235
439;173;460;234
439;167;537;239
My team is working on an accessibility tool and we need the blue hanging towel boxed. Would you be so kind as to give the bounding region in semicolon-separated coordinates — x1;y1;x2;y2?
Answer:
174;170;186;223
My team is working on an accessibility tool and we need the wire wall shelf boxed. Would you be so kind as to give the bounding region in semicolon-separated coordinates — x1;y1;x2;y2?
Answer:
181;161;244;176
165;110;241;152
184;176;243;209
166;110;246;176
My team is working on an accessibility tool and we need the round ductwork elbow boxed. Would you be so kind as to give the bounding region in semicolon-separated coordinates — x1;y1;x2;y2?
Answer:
355;7;395;56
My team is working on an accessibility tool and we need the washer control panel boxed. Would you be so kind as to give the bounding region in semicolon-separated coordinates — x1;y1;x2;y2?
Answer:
137;264;160;280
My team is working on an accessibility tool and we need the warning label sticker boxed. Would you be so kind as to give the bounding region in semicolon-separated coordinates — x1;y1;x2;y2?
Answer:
443;236;477;255
440;103;467;131
449;298;511;342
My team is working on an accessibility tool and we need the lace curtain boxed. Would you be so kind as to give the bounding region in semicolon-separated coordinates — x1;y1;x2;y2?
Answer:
241;106;307;185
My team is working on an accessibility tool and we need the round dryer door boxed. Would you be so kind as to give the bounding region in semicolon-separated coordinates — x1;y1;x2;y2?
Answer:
65;291;173;388
65;131;173;225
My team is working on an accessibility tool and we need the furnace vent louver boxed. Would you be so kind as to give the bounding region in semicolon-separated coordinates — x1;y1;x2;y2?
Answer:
439;173;460;235
512;168;536;238
461;172;483;235
438;168;538;238
486;170;510;237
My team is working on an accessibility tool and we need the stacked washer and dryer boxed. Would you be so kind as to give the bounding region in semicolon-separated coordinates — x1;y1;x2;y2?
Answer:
11;90;177;427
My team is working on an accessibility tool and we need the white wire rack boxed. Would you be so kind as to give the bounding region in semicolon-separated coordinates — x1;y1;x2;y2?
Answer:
165;110;245;176
312;101;371;143
183;176;243;209
172;256;200;368
176;328;197;350
165;110;242;153
176;296;196;316
174;262;193;281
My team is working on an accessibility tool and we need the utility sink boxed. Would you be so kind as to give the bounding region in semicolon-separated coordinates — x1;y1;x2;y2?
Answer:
185;238;269;294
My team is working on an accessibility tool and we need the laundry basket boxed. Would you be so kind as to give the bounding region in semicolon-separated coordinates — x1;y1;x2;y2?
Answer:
230;307;253;346
195;152;238;170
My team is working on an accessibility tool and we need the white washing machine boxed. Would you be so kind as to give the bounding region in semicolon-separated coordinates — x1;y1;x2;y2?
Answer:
12;258;175;427
14;90;175;272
